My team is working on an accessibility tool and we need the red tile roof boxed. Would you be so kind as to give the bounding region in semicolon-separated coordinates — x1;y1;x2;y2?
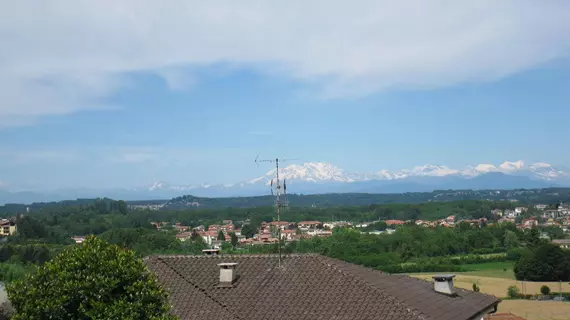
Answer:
145;254;499;320
385;219;405;225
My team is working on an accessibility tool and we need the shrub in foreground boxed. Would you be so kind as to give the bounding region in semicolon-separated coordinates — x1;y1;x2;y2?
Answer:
7;236;177;320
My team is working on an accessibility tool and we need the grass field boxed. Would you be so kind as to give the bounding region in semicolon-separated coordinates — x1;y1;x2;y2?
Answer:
460;261;516;279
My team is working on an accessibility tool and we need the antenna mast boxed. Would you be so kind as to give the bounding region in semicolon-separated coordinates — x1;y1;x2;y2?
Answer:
255;156;295;268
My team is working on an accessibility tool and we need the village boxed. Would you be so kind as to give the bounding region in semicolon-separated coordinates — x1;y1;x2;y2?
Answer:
131;203;570;250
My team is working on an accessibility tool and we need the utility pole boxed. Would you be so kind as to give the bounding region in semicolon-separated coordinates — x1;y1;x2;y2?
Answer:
255;156;295;268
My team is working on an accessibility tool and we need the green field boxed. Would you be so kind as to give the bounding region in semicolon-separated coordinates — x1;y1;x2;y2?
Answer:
460;261;515;279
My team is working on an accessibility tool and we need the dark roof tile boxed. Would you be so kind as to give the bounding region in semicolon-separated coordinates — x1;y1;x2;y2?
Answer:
145;254;499;320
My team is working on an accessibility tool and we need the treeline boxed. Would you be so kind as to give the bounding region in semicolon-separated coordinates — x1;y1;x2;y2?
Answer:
3;187;570;214
0;198;560;245
144;188;570;210
240;222;535;272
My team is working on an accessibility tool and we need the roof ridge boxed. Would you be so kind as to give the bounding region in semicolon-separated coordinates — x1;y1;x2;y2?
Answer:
148;253;319;259
316;256;429;320
155;257;242;320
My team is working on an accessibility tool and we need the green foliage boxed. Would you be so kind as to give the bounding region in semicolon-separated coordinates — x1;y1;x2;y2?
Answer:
525;228;542;247
240;224;257;238
6;236;177;320
217;230;225;241
541;285;551;295
506;248;527;262
503;230;520;249
507;285;520;299
514;243;570;281
230;232;238;248
360;221;387;232
0;263;36;284
472;283;480;292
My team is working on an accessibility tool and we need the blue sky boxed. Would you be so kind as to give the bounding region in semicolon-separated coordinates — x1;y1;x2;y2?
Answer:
1;1;570;190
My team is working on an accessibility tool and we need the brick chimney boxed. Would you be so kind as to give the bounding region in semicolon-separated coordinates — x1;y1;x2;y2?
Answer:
217;262;238;287
432;274;456;296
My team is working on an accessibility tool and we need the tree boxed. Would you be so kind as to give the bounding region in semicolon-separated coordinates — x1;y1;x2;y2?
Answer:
217;230;225;241
472;283;480;292
504;230;520;249
526;228;541;247
7;236;176;320
241;224;256;239
507;285;520;299
514;243;570;281
230;232;238;248
540;285;551;296
117;200;128;215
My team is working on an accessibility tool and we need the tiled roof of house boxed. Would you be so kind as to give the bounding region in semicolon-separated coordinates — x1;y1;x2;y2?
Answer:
145;254;499;320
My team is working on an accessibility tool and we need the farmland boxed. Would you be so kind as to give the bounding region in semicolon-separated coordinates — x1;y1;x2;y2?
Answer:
410;262;570;320
497;300;570;320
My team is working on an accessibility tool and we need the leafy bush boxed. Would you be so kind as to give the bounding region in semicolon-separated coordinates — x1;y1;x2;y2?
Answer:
7;236;176;320
541;285;551;295
472;283;480;292
507;285;520;299
0;263;35;284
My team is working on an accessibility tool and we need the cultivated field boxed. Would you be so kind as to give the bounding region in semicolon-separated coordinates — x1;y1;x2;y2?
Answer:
410;273;570;297
409;268;570;320
497;300;570;320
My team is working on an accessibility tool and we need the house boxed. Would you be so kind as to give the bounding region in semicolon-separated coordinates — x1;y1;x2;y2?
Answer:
491;209;503;216
71;236;85;244
520;218;538;228
280;229;296;240
552;239;570;249
514;207;527;215
146;254;500;320
384;219;405;226
175;225;190;233
269;221;291;230
0;219;16;236
176;232;192;241
543;210;559;219
504;210;517;218
297;221;321;230
535;204;548;210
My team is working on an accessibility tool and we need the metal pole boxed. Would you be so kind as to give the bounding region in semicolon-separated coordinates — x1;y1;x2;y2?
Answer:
276;158;281;268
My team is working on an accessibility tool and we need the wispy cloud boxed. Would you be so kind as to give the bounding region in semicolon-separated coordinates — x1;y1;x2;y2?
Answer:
1;1;570;125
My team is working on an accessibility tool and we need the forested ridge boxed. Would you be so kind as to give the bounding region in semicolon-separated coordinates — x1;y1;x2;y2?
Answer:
2;187;570;213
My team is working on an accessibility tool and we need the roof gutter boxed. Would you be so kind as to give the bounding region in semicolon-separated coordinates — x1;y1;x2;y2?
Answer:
467;301;500;320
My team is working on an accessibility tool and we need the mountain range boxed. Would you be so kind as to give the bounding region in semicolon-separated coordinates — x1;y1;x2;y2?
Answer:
0;160;568;204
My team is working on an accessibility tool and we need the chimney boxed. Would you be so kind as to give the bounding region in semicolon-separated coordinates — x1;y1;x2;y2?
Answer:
432;274;456;296
202;249;220;255
217;262;238;287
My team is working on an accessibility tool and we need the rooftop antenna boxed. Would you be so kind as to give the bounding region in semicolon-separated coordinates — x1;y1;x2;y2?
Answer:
255;156;298;268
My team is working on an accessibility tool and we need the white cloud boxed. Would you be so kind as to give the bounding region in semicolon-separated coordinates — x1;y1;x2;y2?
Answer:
1;0;570;124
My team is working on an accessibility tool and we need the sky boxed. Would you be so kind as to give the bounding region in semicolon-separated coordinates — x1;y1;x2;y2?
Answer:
1;1;570;190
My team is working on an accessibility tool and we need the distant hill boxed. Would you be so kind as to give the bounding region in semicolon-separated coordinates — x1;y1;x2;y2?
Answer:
1;161;567;204
2;188;569;213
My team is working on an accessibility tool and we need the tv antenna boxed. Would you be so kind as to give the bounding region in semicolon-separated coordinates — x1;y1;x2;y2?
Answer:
255;156;298;268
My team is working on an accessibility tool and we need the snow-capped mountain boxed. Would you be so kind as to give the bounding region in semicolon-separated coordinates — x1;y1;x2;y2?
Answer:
241;160;567;184
248;162;361;184
1;160;568;204
138;160;567;193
